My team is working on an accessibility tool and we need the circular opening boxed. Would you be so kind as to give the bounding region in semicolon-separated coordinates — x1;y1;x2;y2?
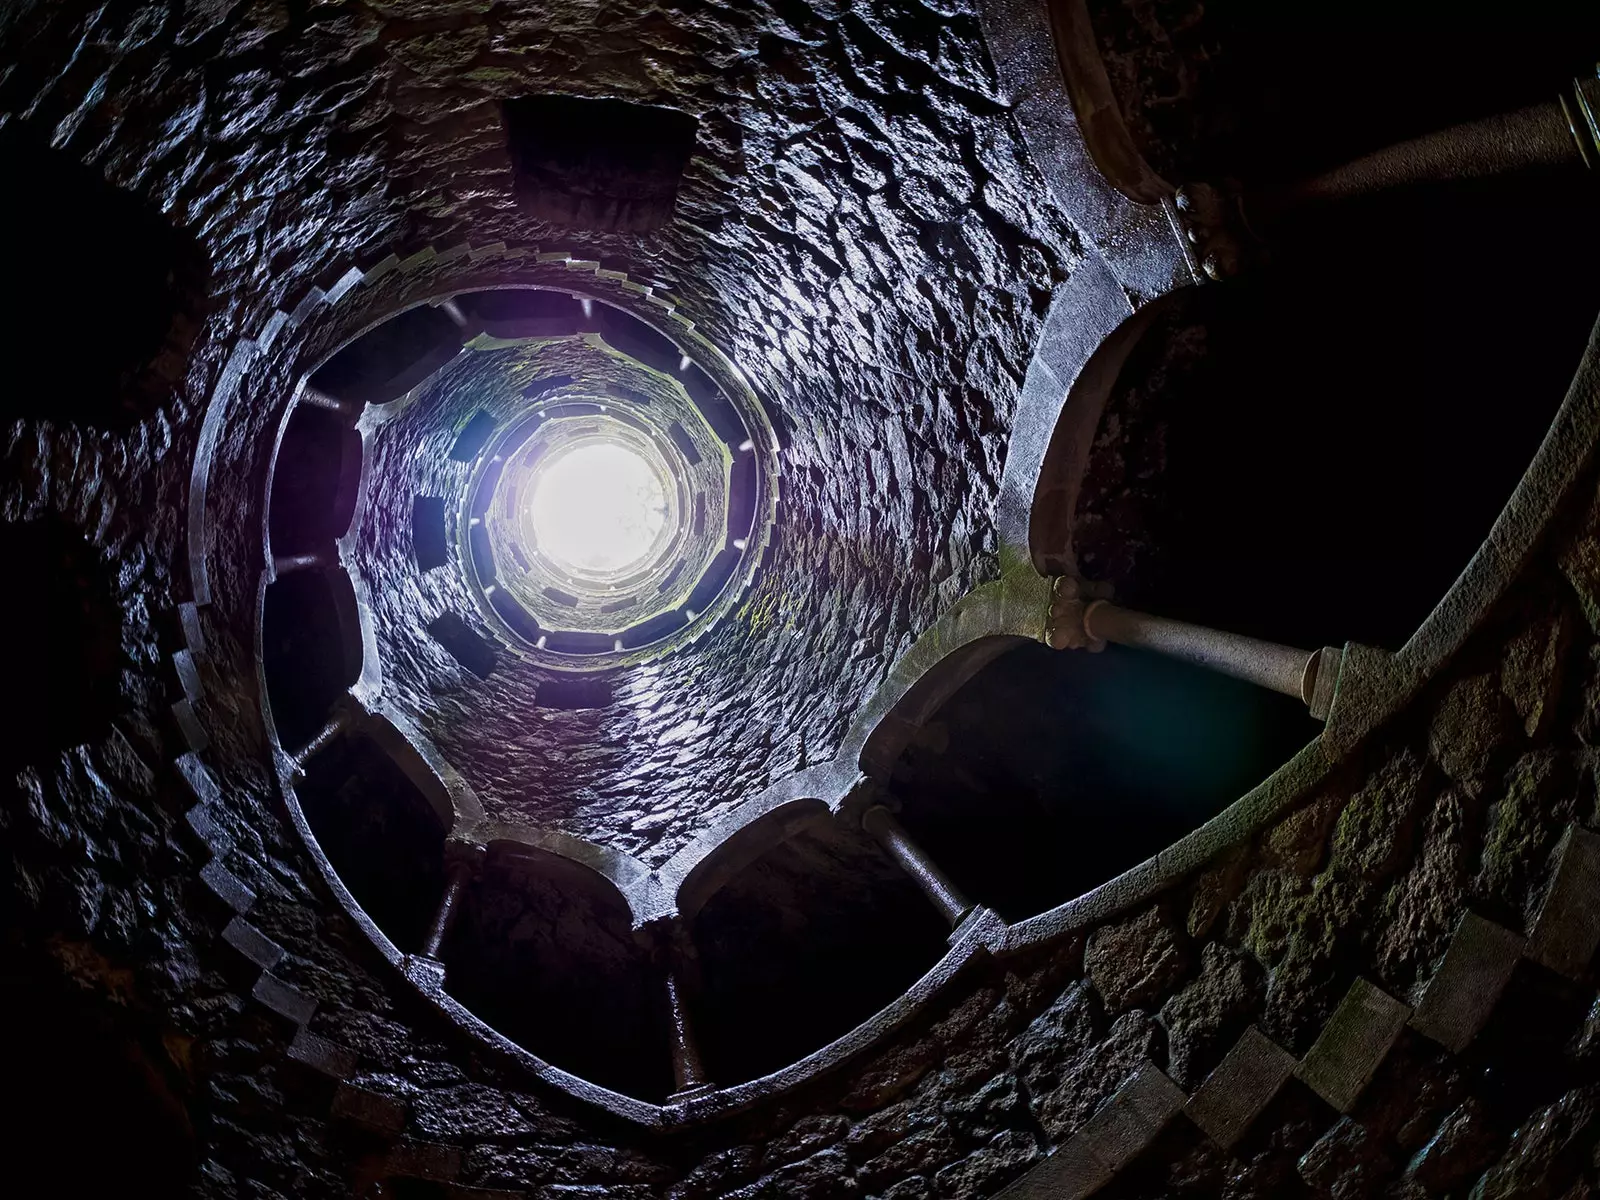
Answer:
524;440;669;577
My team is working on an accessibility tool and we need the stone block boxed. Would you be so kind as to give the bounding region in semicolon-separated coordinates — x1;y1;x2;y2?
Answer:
171;648;203;703
1185;1025;1297;1149
175;751;221;806
1527;825;1600;978
287;1027;357;1080
199;859;256;915
252;972;316;1026
1410;912;1525;1053
177;601;207;657
333;1082;409;1136
404;954;447;992
182;804;232;858
387;1142;462;1182
991;1133;1107;1200
223;916;285;972
993;1061;1184;1199
171;697;209;752
1297;978;1410;1113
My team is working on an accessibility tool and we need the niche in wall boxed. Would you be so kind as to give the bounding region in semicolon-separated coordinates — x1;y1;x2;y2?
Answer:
0;125;209;430
309;305;463;406
689;824;952;1086
262;568;362;751
296;733;448;952
428;612;499;680
270;405;363;557
412;496;450;570
0;517;122;770
1071;168;1600;654
441;851;673;1100
502;95;699;232
887;640;1317;922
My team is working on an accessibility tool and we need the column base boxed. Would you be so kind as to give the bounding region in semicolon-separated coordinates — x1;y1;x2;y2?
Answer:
668;1082;717;1104
402;954;446;992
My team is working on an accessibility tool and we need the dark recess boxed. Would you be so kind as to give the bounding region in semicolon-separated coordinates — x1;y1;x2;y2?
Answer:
542;629;616;655
4;963;196;1195
537;677;615;710
889;641;1317;923
690;825;951;1086
1074;168;1600;653
0;124;209;430
469;524;496;586
680;362;746;443
596;302;683;373
428;612;499;680
619;608;689;648
412;496;450;570
0;516;122;771
442;853;674;1100
297;735;448;953
262;570;362;751
1120;0;1600;185
668;420;703;465
489;589;543;644
270;405;362;556
685;546;740;612
449;410;499;463
310;305;462;406
462;288;586;338
727;451;758;538
502;95;699;232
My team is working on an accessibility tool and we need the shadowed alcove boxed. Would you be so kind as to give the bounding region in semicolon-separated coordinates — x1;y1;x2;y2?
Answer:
887;641;1318;923
0;124;209;430
296;733;449;953
1073;167;1600;653
262;568;362;751
688;823;954;1086
440;851;674;1101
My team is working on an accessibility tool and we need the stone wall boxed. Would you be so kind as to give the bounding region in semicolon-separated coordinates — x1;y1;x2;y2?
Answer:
1;0;1596;1197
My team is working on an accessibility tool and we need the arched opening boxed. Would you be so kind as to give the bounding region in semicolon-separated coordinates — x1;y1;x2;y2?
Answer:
269;405;363;558
296;734;449;953
887;641;1316;922
0;516;122;771
0;124;209;430
688;823;953;1086
440;851;672;1101
262;569;362;751
309;305;463;407
1072;169;1600;652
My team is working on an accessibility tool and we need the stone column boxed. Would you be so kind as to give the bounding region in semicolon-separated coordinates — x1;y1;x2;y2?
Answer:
862;806;973;927
1264;97;1589;215
298;385;361;418
419;858;473;960
663;930;714;1100
290;707;355;774
1176;68;1599;278
273;550;331;577
1048;581;1341;720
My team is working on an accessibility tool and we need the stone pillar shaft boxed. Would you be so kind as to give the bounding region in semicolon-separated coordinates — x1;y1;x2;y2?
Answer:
666;966;711;1096
292;708;354;773
420;860;471;960
298;386;361;418
1083;601;1317;703
273;550;329;577
863;806;973;927
1260;86;1595;220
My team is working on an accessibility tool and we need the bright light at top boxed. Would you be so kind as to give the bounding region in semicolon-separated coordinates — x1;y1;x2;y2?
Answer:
527;442;667;575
